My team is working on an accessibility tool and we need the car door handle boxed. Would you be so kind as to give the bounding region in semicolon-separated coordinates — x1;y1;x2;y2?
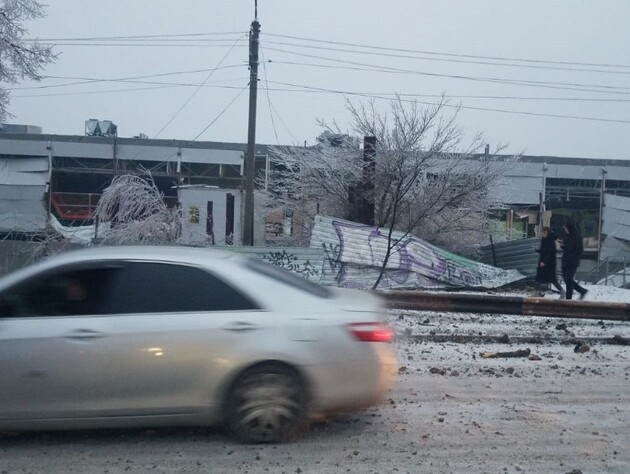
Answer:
222;322;259;333
65;329;106;340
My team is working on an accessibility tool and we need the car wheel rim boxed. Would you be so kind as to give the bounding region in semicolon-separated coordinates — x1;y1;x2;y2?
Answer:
234;372;302;442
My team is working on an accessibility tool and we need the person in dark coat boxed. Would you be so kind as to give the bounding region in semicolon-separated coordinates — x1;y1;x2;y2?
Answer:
535;227;564;298
560;220;588;300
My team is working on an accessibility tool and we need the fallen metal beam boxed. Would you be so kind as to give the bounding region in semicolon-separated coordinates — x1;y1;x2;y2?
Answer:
383;291;630;322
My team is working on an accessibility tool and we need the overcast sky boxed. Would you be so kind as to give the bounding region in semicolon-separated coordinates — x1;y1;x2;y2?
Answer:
8;0;630;159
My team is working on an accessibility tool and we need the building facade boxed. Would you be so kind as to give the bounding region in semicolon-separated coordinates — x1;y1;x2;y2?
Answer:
1;125;629;270
0;125;270;246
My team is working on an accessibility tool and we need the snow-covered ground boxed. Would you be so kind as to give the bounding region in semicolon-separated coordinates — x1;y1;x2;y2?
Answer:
388;284;630;343
562;284;630;303
432;283;630;303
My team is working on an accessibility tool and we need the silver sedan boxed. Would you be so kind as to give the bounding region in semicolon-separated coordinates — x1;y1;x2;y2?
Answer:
0;246;396;443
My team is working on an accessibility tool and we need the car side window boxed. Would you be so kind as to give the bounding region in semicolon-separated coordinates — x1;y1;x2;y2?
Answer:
0;267;119;318
103;262;259;314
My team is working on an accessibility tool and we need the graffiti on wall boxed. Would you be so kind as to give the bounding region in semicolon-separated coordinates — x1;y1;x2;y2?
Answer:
311;216;523;289
260;249;322;279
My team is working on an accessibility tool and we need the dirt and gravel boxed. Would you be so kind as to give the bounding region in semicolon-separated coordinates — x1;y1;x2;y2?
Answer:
1;304;629;474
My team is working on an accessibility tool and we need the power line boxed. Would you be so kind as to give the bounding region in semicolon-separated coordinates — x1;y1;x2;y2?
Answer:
24;32;246;41
13;84;180;98
265;32;630;69
11;79;248;98
35;36;630;77
269;100;298;144
260;47;280;145
28;30;630;70
45;39;245;44
12;73;630;102
10;75;630;125
268;57;629;95
273;59;630;97
42;42;249;48
13;73;630;108
192;84;249;141
263;80;630;125
263;48;630;94
155;34;247;138
10;65;244;91
262;39;630;76
14;69;630;104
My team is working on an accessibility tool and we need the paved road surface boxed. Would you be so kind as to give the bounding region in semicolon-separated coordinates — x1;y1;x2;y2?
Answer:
2;331;628;474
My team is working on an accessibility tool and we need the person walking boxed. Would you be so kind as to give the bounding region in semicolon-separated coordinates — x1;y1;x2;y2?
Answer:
535;227;565;298
560;220;588;300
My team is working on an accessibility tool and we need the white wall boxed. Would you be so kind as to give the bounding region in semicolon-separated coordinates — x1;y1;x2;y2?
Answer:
178;187;242;246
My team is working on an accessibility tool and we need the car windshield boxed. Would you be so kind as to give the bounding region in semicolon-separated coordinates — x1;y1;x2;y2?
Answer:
244;257;331;299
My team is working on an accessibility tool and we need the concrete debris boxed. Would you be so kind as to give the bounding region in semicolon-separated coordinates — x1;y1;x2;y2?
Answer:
480;349;531;359
429;367;447;375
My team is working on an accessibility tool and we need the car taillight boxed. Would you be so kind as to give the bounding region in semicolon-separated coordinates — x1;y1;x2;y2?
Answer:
346;322;394;343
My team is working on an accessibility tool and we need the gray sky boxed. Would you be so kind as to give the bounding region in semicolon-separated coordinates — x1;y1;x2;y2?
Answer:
8;0;630;159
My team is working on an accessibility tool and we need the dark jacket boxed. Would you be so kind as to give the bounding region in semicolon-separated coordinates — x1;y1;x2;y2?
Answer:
561;222;583;269
535;232;558;283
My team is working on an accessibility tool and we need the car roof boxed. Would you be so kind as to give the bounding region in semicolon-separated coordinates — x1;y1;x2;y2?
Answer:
0;246;242;289
46;245;237;266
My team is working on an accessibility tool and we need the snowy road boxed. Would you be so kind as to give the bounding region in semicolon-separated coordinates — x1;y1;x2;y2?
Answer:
2;286;629;473
1;325;628;474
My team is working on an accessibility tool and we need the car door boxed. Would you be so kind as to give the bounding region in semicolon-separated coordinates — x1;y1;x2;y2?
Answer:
0;265;119;421
97;260;265;417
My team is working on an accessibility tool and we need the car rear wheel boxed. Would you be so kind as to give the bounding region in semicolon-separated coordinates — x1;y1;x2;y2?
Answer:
226;364;307;443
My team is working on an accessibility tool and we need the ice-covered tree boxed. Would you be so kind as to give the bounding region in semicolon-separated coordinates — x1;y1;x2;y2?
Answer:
0;0;55;121
266;97;518;286
94;175;180;245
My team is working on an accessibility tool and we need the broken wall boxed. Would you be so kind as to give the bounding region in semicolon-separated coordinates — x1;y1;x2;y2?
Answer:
310;215;524;289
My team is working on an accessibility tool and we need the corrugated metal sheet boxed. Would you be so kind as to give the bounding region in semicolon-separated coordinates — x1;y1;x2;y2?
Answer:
602;193;630;242
0;157;48;185
0;156;48;232
0;184;47;232
480;237;540;277
310;216;524;289
600;236;630;262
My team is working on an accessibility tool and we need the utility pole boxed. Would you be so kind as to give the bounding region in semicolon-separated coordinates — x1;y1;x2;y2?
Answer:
243;5;260;246
597;166;607;264
539;162;547;235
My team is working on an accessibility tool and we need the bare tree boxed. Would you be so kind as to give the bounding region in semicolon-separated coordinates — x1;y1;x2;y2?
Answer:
267;96;518;288
94;174;180;245
0;0;55;121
